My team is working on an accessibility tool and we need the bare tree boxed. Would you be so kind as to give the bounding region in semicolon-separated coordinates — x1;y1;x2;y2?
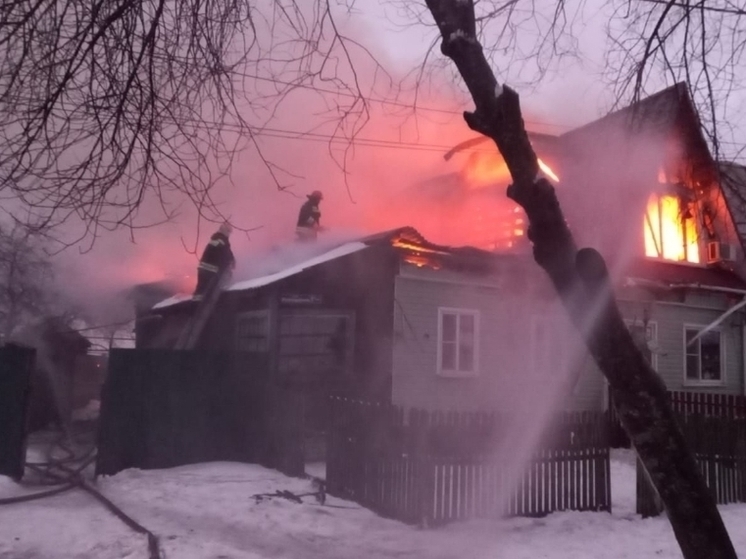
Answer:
422;1;736;558
0;0;384;240
0;222;55;339
604;0;746;159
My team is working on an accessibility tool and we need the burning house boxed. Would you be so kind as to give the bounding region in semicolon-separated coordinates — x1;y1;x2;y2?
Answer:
139;82;746;420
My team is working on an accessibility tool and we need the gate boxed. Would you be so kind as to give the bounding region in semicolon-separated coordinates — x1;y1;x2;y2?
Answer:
96;349;304;477
0;344;35;479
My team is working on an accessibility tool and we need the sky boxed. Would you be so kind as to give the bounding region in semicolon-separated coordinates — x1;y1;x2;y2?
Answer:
37;0;746;321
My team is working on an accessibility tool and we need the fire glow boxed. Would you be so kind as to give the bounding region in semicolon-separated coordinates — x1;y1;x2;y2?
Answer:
463;152;560;187
643;171;700;263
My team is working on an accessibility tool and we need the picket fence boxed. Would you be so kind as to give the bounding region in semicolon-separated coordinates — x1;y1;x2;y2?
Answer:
637;413;746;517
327;397;611;526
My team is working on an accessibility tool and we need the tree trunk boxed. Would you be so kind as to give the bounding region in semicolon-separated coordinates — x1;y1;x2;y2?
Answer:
423;1;737;558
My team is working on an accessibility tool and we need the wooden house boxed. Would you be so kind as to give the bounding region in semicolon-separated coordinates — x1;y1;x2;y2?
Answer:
140;83;746;418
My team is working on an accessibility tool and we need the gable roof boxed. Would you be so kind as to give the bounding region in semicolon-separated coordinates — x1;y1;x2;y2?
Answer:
560;83;714;182
562;83;689;142
719;162;746;251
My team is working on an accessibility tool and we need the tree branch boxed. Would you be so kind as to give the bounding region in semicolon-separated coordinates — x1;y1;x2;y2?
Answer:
424;1;737;558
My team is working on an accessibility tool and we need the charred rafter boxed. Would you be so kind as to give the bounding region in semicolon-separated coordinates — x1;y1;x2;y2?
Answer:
424;1;736;558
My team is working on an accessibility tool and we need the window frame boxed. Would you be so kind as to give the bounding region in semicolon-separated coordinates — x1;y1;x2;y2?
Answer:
682;323;726;386
436;307;480;378
624;319;659;372
643;191;701;264
235;310;270;352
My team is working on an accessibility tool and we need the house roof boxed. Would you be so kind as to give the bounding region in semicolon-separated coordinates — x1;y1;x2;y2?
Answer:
228;241;369;293
719;162;746;251
624;258;746;292
152;227;498;310
561;83;689;142
560;83;714;180
11;316;92;353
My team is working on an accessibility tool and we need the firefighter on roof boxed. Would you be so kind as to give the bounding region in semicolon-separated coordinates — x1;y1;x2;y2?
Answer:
193;222;235;301
296;190;323;241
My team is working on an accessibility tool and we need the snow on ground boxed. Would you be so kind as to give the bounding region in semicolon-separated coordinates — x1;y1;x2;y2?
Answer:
2;449;746;558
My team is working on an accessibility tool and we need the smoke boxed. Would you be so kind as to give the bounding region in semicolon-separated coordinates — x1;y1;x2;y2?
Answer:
23;5;686;528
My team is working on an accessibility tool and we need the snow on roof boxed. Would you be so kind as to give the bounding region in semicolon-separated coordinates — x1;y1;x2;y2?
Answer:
151;241;369;310
153;293;196;310
228;241;368;292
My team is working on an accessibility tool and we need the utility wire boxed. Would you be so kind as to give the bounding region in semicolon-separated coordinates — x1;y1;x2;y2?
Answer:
638;0;746;15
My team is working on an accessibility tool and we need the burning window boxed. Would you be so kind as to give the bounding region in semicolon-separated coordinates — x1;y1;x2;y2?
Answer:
643;193;700;263
437;308;479;377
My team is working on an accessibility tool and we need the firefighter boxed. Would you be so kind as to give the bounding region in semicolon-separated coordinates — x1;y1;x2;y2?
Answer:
193;222;235;301
296;190;323;241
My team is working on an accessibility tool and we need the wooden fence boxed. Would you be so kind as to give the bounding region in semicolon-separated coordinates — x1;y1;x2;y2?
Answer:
0;344;35;480
608;388;746;448
96;349;305;478
327;397;611;526
637;413;746;517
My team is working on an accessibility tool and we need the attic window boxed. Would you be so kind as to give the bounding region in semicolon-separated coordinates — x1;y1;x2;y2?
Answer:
643;192;700;263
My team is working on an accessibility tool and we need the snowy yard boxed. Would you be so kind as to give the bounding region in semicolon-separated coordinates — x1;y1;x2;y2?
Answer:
2;450;746;558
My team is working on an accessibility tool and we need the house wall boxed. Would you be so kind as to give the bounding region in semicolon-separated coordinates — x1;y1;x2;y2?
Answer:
620;291;744;394
574;289;746;413
392;262;746;414
391;262;588;413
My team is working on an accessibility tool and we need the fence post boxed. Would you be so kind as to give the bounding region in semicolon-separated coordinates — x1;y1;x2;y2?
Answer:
411;409;432;528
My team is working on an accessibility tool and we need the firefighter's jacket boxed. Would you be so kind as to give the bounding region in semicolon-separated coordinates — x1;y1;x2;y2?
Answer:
198;232;235;274
297;199;321;228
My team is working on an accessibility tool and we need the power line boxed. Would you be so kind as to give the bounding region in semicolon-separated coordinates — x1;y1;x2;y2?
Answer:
638;0;746;15
230;70;574;131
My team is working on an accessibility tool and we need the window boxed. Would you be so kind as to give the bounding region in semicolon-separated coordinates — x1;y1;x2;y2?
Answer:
643;192;700;263
684;326;723;383
235;311;269;352
278;313;353;375
625;320;658;371
437;308;479;377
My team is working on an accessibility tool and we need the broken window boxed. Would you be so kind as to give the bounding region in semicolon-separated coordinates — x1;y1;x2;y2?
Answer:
437;308;479;377
685;327;723;383
644;192;700;263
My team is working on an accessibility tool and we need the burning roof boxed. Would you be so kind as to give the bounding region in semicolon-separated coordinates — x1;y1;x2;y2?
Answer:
153;227;500;310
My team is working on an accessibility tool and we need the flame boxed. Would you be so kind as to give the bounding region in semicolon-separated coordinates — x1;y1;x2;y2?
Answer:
462;151;560;187
463;152;510;186
644;193;700;263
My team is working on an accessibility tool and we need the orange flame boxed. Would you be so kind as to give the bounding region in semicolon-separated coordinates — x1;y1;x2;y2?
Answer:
644;193;700;263
462;151;560;187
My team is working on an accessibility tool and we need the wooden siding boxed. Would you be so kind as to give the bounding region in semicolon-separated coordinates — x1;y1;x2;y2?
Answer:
393;266;745;413
619;293;744;395
392;266;588;412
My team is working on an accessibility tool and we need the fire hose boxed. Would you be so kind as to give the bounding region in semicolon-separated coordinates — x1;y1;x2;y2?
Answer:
0;431;162;559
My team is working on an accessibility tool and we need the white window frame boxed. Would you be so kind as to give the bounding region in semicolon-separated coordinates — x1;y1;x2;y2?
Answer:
436;308;480;378
624;319;659;372
683;323;726;386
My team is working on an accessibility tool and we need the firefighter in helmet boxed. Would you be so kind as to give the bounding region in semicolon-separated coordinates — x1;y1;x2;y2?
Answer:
193;222;235;301
296;190;323;241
